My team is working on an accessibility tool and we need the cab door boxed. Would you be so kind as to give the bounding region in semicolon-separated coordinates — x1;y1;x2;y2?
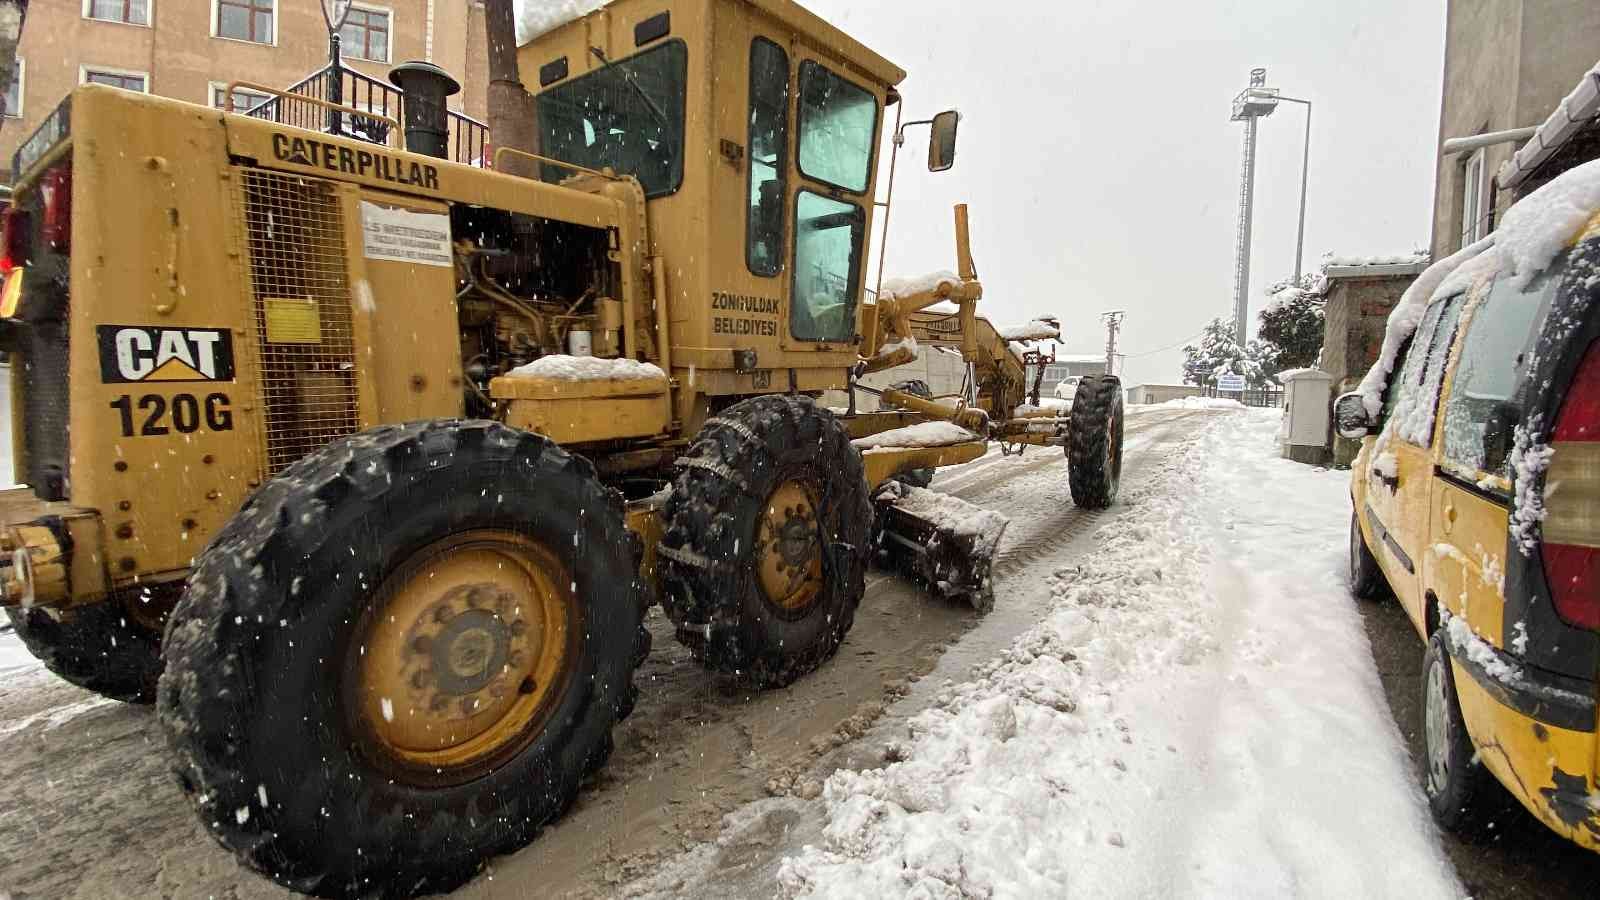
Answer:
1364;291;1467;626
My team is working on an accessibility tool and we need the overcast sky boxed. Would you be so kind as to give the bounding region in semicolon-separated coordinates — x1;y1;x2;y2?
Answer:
798;0;1448;387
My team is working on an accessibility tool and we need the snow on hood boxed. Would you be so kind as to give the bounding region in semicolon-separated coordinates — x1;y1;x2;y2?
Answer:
506;355;666;381
852;421;978;452
880;271;961;301
998;319;1061;342
515;0;606;44
1355;157;1600;417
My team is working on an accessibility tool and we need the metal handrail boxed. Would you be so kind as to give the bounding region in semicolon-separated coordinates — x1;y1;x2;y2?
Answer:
223;80;403;146
491;146;617;180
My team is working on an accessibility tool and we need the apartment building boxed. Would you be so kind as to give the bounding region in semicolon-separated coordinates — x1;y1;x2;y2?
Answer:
0;0;489;179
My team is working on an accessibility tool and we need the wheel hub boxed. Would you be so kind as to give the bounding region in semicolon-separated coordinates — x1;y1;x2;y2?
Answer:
758;479;825;611
355;533;572;772
1424;656;1450;794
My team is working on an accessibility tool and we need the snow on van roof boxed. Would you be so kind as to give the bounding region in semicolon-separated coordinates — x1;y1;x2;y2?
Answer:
1354;157;1600;418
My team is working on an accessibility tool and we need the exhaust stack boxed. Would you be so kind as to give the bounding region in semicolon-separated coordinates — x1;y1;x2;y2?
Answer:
389;61;461;160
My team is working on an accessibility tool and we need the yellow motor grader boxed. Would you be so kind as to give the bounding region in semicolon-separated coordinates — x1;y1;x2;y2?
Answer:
0;0;1122;895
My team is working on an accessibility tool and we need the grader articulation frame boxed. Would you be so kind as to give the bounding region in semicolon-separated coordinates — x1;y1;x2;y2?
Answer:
0;0;1122;895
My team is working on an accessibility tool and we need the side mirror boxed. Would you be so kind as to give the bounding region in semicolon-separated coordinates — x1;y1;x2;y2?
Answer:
1333;391;1374;440
928;110;960;172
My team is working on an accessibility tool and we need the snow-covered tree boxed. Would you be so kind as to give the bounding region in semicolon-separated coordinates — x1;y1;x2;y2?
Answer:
1258;272;1326;373
1181;318;1275;388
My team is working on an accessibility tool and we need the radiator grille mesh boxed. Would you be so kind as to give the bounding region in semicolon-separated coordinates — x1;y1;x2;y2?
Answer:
237;169;360;475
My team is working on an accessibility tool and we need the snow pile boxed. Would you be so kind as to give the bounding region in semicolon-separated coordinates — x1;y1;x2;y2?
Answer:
1160;396;1244;409
1016;398;1071;415
872;335;917;360
853;422;978;452
880;271;961;302
514;0;605;44
1509;417;1555;556
777;411;1460;899
505;355;665;381
876;481;1008;544
999;319;1061;342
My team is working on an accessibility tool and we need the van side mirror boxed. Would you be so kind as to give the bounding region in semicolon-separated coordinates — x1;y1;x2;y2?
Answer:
1333;391;1374;440
928;110;959;172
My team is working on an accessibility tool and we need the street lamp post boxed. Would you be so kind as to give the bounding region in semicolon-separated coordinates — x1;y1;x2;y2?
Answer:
1276;95;1313;281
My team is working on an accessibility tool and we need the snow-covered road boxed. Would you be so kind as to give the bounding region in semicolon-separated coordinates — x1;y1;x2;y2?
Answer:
0;405;1207;899
631;409;1463;899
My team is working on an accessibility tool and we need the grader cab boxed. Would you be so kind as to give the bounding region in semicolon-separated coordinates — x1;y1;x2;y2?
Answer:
0;0;1122;895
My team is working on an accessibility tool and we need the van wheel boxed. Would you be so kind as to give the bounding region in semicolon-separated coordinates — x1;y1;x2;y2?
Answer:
1348;511;1388;600
1422;629;1497;831
659;395;871;688
158;420;645;898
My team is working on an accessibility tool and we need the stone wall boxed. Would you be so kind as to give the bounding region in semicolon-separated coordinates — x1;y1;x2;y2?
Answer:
1320;265;1423;464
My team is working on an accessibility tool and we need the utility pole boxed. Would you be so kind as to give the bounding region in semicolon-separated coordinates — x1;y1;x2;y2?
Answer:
1101;310;1126;377
1229;68;1279;346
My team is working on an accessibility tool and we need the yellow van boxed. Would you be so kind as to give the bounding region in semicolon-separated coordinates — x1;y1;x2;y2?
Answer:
1337;214;1600;849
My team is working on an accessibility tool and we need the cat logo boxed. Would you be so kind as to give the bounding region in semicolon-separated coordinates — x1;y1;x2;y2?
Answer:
96;326;236;383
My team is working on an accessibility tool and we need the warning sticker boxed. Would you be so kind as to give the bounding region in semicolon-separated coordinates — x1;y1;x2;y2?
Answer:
360;201;452;267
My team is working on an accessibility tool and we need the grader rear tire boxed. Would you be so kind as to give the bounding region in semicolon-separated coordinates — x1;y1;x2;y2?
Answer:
157;420;645;899
1067;374;1124;509
659;395;871;688
4;594;165;703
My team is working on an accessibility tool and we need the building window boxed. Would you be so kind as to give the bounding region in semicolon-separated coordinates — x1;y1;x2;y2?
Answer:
85;0;149;25
4;58;21;118
84;68;148;92
1460;147;1489;248
217;0;274;44
340;6;391;62
212;83;271;112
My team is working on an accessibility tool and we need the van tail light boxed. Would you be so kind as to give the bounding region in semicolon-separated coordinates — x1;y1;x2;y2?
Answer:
39;163;70;253
1543;338;1600;629
0;206;29;274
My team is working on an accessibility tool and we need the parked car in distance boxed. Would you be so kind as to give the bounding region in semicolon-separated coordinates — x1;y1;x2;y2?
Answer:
1337;207;1600;851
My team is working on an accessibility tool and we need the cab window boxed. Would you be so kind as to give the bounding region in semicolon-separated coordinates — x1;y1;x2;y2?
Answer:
1441;270;1555;485
1393;294;1465;447
796;61;877;194
536;40;687;198
747;39;789;277
791;191;863;342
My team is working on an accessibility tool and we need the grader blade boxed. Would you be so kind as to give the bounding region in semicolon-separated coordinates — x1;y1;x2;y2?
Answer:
872;481;1008;613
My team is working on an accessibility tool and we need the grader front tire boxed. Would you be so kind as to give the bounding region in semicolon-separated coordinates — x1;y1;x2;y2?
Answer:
157;420;645;899
659;395;872;689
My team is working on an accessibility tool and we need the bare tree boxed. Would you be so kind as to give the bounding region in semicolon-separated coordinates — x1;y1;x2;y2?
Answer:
484;0;538;177
0;0;28;129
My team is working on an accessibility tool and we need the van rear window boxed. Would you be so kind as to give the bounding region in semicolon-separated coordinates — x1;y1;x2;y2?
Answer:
1440;266;1557;486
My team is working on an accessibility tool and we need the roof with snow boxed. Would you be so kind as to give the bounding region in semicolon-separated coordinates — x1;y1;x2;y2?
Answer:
1323;260;1430;279
1499;59;1600;191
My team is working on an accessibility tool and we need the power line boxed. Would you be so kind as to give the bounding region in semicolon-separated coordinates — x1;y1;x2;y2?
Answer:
1119;327;1208;359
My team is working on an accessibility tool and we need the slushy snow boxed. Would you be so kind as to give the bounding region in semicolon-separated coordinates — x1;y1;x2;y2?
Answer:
700;410;1458;899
